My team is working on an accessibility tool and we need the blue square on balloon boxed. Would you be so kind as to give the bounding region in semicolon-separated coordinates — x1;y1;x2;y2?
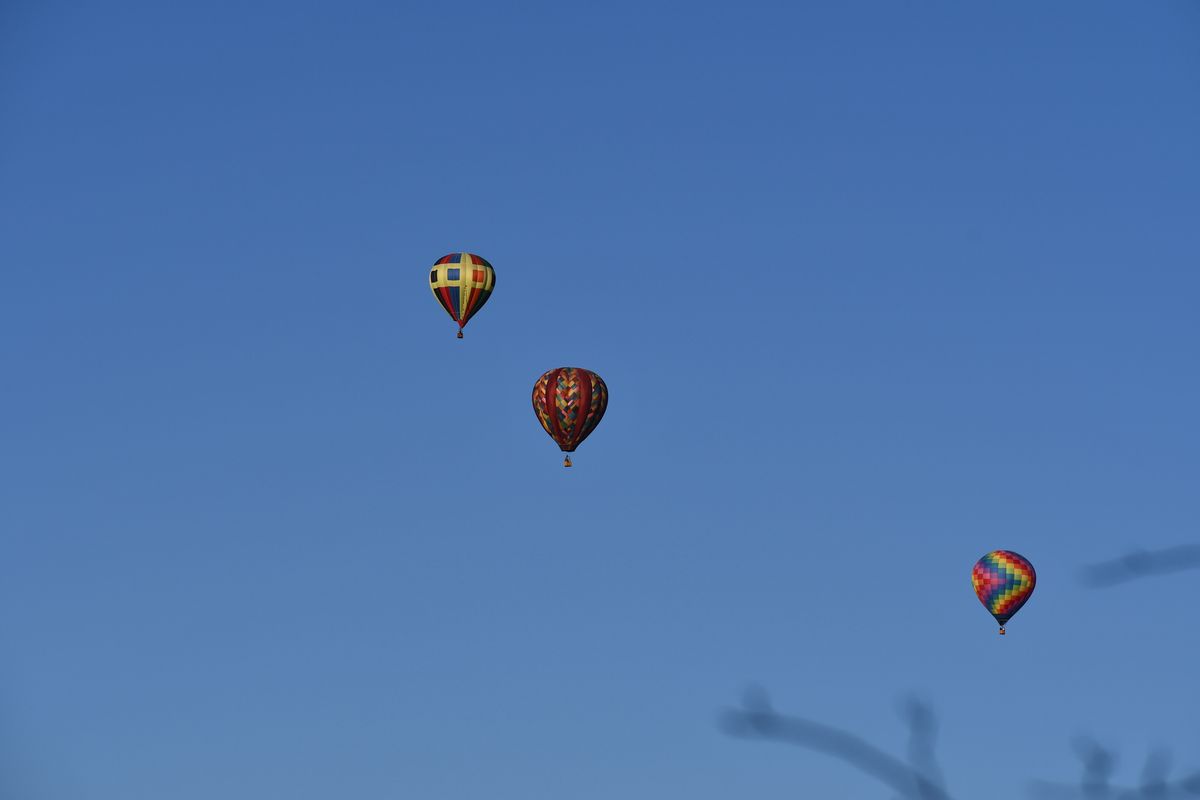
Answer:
447;268;460;280
430;270;438;283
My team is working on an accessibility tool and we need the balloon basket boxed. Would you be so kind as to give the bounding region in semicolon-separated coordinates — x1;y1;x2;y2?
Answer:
998;627;1006;635
563;455;572;468
457;330;464;339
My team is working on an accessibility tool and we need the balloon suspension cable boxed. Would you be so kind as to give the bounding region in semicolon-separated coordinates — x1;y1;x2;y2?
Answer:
563;455;572;468
998;626;1006;635
457;329;464;339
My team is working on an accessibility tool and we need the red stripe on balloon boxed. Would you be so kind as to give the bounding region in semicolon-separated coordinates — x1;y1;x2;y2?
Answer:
438;286;458;321
544;368;565;451
572;370;592;450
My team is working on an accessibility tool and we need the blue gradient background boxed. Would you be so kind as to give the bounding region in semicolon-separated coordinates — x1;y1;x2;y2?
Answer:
3;2;1199;797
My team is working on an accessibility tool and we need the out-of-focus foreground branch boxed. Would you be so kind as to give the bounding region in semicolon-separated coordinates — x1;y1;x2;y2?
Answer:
718;686;954;800
719;688;1200;799
1028;738;1200;798
1080;545;1200;589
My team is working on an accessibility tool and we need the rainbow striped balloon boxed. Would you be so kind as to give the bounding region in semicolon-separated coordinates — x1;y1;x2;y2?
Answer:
972;550;1036;633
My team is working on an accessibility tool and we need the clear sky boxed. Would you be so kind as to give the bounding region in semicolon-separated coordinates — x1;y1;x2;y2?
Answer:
3;2;1199;798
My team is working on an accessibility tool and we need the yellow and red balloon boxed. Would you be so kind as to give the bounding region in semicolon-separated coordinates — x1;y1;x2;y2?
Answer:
429;253;495;338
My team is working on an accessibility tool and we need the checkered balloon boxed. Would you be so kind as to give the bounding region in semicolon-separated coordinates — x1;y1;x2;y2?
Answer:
972;550;1036;632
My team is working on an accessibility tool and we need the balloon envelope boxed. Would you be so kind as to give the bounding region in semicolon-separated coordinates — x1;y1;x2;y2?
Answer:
429;253;495;334
972;550;1036;628
532;367;608;455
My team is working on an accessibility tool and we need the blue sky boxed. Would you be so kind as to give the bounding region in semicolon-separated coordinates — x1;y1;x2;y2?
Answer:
2;1;1199;797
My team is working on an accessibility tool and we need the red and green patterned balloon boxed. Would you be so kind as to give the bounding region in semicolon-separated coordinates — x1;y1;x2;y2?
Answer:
531;367;608;467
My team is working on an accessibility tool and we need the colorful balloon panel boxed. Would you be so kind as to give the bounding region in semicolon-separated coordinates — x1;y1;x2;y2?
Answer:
972;550;1036;627
531;367;608;453
429;253;495;333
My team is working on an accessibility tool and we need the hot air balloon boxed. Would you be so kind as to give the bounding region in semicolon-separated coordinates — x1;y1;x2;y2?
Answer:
531;367;608;467
429;253;495;338
972;550;1036;635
